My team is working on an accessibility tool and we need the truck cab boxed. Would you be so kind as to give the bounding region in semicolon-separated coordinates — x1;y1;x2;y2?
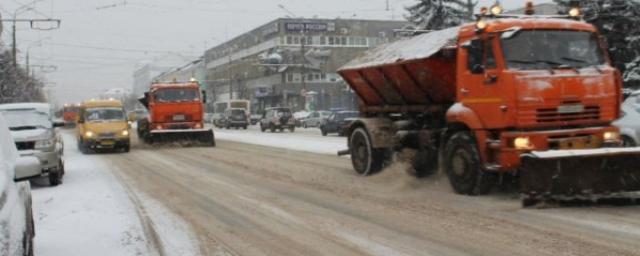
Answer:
137;81;215;146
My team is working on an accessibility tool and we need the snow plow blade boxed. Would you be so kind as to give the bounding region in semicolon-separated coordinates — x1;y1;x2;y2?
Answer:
520;148;640;205
149;129;216;147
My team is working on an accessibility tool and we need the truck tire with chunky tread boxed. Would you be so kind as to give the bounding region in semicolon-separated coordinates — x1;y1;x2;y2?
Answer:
349;127;385;176
443;131;495;195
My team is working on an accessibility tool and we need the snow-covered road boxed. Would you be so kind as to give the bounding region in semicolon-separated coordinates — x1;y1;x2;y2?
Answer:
31;132;199;256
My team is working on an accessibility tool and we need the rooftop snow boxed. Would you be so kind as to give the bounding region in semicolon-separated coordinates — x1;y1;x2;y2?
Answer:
339;26;459;71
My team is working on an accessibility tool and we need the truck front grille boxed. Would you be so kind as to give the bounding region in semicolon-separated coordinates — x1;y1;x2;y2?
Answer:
15;141;35;150
536;106;600;123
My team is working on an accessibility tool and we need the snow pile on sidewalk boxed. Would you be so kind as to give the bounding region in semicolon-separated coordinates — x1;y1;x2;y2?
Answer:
214;126;347;155
32;132;200;256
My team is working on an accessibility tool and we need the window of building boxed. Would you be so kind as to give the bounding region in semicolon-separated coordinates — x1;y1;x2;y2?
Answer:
328;37;334;45
320;73;327;80
307;73;314;81
286;36;293;45
287;73;294;82
320;36;326;45
293;36;300;45
314;73;320;80
341;37;347;45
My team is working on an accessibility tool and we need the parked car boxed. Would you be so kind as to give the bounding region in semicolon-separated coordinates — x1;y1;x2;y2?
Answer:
320;111;359;136
302;111;331;128
614;90;640;146
293;111;310;128
220;108;248;129
0;114;40;256
250;114;261;125
260;107;295;132
0;103;66;185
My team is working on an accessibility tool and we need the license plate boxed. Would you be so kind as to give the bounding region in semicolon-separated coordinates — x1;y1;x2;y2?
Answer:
173;115;186;121
557;136;600;150
557;104;584;114
100;140;115;146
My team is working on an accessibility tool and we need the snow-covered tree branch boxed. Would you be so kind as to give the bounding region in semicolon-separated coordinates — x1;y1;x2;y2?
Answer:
405;0;477;30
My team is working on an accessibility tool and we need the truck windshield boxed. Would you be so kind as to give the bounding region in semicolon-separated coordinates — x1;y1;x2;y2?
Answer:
502;30;606;70
154;89;199;103
85;107;125;123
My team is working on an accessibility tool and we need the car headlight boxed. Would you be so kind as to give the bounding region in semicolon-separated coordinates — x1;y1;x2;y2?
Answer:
121;130;130;136
604;131;620;142
514;137;533;150
35;139;54;149
85;131;94;138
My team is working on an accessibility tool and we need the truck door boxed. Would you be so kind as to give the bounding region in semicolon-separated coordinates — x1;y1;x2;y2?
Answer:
458;35;512;128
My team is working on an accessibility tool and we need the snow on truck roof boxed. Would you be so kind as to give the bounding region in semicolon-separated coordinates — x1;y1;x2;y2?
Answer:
339;26;459;71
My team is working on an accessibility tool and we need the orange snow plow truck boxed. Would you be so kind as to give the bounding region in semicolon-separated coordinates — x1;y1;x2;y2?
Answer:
137;81;215;146
338;5;640;206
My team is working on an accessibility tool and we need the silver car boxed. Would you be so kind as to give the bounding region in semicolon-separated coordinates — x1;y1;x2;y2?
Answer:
302;111;331;128
0;114;41;256
0;103;65;185
614;90;640;146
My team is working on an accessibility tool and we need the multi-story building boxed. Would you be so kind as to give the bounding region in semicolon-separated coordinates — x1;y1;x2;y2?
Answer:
204;18;408;113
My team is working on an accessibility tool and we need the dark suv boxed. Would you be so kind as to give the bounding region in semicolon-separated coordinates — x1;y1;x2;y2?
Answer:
221;108;248;129
260;107;295;132
320;111;359;136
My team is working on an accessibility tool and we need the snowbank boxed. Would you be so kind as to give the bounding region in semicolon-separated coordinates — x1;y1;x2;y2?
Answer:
32;132;200;256
32;133;153;256
214;126;347;155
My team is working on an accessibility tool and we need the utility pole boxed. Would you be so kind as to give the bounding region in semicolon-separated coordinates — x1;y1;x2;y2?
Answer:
12;21;17;67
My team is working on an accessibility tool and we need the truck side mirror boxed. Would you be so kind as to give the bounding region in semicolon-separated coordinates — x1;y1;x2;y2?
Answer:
14;156;41;182
52;120;65;128
202;90;207;103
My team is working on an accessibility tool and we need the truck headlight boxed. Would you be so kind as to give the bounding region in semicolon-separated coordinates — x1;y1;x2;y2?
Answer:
514;137;533;150
35;139;54;149
85;131;94;138
121;130;129;136
194;123;202;129
604;131;620;142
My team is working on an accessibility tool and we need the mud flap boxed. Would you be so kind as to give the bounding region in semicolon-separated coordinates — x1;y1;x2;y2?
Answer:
520;148;640;202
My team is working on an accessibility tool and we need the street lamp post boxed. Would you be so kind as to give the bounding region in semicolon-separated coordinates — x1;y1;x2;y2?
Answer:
277;4;308;110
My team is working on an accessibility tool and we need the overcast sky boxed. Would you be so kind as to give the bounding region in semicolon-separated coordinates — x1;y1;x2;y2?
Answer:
0;0;550;104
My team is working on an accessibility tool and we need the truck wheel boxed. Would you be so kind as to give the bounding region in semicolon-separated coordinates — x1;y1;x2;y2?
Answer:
270;124;276;132
243;125;248;130
123;145;130;153
303;122;307;129
49;169;62;186
260;124;266;132
321;127;327;136
622;136;636;147
350;128;385;176
443;131;495;195
289;126;295;132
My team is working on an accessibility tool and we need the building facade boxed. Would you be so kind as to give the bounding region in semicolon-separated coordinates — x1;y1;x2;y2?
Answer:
203;18;408;114
132;53;196;98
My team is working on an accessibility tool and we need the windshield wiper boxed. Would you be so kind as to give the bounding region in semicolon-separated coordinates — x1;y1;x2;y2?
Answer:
9;126;38;131
561;57;603;74
507;59;558;74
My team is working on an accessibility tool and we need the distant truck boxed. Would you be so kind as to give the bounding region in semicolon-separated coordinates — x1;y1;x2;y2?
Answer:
62;103;80;127
337;5;640;206
137;81;215;146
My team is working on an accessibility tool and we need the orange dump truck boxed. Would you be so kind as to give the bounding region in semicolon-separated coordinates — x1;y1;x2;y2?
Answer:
62;103;80;127
338;8;640;206
137;81;215;146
